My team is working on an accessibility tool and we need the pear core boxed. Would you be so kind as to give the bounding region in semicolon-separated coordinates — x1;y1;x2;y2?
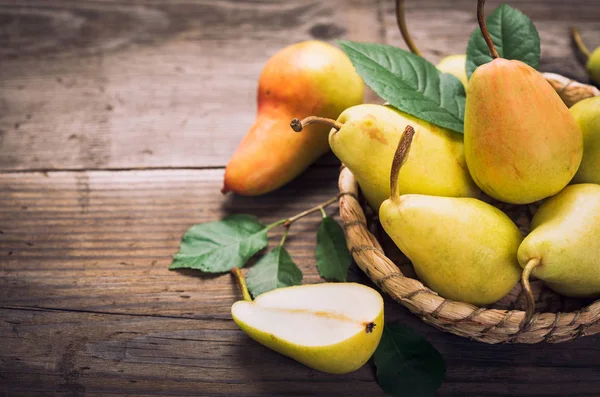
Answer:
232;283;382;347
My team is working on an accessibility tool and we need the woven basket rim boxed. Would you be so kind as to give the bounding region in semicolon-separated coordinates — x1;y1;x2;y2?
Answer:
337;73;600;344
338;167;600;344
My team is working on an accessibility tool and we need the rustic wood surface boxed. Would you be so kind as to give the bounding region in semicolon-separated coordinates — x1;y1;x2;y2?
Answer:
1;0;600;396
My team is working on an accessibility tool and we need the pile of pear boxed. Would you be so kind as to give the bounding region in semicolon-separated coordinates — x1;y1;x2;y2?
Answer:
305;67;600;310
223;30;600;322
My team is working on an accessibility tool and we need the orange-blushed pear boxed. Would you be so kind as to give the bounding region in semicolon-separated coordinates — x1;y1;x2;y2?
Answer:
222;41;364;196
464;0;582;204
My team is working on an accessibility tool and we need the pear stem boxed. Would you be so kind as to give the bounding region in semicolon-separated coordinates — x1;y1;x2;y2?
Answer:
571;27;591;60
231;267;252;302
290;116;342;132
395;0;422;56
389;125;416;201
282;196;338;227
477;0;499;59
521;257;541;328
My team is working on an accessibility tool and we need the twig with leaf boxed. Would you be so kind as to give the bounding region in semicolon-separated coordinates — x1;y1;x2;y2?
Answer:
169;195;352;298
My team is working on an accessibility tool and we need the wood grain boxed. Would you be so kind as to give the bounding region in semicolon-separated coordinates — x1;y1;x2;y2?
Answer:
4;0;598;172
381;0;600;82
3;1;600;395
0;0;382;171
2;168;600;396
0;167;342;316
2;305;600;397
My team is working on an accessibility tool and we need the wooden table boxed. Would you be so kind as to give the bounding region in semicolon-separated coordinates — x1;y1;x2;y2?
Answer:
1;1;599;396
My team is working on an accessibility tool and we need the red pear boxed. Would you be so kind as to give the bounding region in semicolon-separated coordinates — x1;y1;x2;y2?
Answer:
464;0;582;204
222;41;364;196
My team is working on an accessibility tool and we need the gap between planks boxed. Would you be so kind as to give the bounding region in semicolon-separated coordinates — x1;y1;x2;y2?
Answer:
0;304;231;321
0;163;341;174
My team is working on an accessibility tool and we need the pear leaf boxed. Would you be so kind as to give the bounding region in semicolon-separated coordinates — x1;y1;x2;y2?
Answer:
466;4;541;79
374;324;446;397
316;217;352;282
339;41;466;134
246;246;303;297
170;214;268;273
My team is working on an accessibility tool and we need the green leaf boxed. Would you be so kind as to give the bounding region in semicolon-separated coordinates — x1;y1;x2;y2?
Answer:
466;4;540;79
316;217;351;282
246;246;303;297
374;324;446;397
339;41;466;134
169;214;268;273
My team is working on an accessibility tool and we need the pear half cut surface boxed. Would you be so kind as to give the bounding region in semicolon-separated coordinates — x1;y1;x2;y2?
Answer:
231;283;384;374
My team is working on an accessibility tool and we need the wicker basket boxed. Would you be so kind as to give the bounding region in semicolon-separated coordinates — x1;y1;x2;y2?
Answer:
338;74;600;344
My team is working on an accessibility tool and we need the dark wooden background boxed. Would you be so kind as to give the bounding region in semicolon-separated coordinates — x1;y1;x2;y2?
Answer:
1;1;599;396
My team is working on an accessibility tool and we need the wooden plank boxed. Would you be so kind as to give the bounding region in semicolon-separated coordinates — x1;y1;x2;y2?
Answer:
2;0;597;172
2;306;600;396
1;168;600;396
0;308;387;396
381;0;600;82
0;167;344;316
0;0;382;171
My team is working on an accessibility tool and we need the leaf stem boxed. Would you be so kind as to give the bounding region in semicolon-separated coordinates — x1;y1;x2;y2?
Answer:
266;218;287;230
283;196;339;227
395;0;422;56
231;267;252;302
279;226;290;247
390;126;416;201
521;257;541;328
319;207;327;218
571;27;591;60
290;116;343;132
477;0;499;59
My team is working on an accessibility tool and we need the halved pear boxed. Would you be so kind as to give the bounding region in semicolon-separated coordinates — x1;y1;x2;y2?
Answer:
231;282;384;374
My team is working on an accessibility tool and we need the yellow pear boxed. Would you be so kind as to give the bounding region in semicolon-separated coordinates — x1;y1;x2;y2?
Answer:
379;127;523;305
571;27;600;86
464;1;582;204
231;282;384;374
437;54;468;88
291;104;479;211
518;184;600;299
570;96;600;184
588;48;600;86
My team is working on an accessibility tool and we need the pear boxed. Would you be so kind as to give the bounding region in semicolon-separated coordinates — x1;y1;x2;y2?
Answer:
231;281;384;374
570;96;600;184
222;41;363;196
571;27;600;86
379;127;523;305
437;54;468;88
518;184;600;300
464;1;583;204
291;104;479;211
588;48;600;86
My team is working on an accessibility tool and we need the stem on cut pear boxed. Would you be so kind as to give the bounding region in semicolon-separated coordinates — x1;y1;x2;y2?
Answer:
521;257;541;328
282;196;339;227
477;0;499;59
290;117;342;132
395;0;422;56
571;27;591;60
389;125;416;201
231;267;252;302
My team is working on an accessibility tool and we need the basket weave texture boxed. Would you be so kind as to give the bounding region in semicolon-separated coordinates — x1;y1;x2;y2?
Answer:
338;75;600;344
